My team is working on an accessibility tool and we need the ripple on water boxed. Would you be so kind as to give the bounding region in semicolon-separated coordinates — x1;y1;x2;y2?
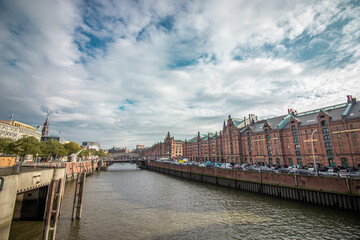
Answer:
10;164;360;239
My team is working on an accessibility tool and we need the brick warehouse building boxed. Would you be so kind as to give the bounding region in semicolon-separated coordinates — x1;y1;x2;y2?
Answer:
141;96;360;168
141;132;184;160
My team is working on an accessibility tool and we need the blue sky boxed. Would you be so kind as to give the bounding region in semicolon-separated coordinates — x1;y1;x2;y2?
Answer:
0;0;359;149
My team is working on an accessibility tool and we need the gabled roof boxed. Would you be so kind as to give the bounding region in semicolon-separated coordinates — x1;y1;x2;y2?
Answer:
187;136;198;143
232;118;245;128
277;113;298;130
199;134;208;141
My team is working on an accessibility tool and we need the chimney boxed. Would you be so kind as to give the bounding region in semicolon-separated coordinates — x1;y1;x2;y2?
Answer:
347;95;357;104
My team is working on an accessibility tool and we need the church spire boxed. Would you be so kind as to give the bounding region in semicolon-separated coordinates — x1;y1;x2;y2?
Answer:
42;110;50;136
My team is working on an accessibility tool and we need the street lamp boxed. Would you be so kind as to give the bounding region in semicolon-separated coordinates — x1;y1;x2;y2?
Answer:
311;129;317;174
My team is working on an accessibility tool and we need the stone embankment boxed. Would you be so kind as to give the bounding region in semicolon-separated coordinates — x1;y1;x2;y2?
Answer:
146;162;360;211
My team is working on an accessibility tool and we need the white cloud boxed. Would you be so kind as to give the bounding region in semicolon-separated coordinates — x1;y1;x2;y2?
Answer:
0;0;359;149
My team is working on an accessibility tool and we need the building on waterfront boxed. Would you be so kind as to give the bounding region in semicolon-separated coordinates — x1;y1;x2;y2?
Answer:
140;132;184;160
82;142;101;151
141;96;360;168
108;147;130;154
41;135;66;144
136;145;145;150
0;120;41;141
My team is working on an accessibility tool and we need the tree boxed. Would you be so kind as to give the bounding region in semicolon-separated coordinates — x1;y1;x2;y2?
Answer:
64;141;81;155
78;150;89;158
14;136;41;161
95;150;108;157
41;140;67;161
0;137;14;155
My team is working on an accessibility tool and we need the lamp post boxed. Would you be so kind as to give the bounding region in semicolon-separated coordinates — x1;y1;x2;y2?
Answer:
311;129;317;174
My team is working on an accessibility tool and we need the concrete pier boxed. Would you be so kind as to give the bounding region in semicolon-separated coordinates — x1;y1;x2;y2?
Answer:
0;160;99;240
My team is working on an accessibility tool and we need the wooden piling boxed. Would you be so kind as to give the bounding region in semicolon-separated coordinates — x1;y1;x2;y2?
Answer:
72;171;86;220
43;178;63;240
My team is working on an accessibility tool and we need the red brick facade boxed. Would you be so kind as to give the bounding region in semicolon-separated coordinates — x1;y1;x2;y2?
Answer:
142;96;360;168
141;132;184;160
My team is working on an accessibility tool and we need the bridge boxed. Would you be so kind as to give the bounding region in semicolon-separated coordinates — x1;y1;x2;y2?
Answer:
108;152;140;160
99;153;147;168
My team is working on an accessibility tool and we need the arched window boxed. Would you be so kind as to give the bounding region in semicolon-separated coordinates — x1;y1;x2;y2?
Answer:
291;125;297;131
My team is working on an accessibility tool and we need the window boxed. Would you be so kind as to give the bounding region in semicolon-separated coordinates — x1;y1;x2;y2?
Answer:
341;158;349;167
354;140;358;146
321;121;328;127
337;133;341;139
327;150;333;156
288;158;293;166
350;124;353;129
352;132;356;138
297;158;303;166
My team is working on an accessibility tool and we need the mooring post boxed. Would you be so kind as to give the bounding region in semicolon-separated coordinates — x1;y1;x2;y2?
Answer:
43;178;63;240
72;171;86;220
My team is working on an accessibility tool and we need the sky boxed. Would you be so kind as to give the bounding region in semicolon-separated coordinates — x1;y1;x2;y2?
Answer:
0;0;359;150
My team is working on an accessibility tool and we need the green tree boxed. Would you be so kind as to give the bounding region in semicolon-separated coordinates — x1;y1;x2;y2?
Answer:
0;137;14;154
64;141;81;155
41;140;67;161
95;150;108;157
14;136;41;161
78;150;89;158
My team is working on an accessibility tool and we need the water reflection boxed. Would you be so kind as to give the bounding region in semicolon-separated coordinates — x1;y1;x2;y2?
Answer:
10;163;360;240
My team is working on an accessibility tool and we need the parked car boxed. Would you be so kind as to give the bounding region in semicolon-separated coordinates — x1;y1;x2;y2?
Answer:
348;171;360;178
277;168;289;174
221;163;233;169
233;164;241;169
318;171;338;177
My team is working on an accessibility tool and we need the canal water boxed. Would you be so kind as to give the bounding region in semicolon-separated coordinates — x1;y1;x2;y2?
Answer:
10;163;360;239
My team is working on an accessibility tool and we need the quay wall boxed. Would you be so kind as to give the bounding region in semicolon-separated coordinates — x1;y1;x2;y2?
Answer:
147;162;360;211
64;161;99;182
